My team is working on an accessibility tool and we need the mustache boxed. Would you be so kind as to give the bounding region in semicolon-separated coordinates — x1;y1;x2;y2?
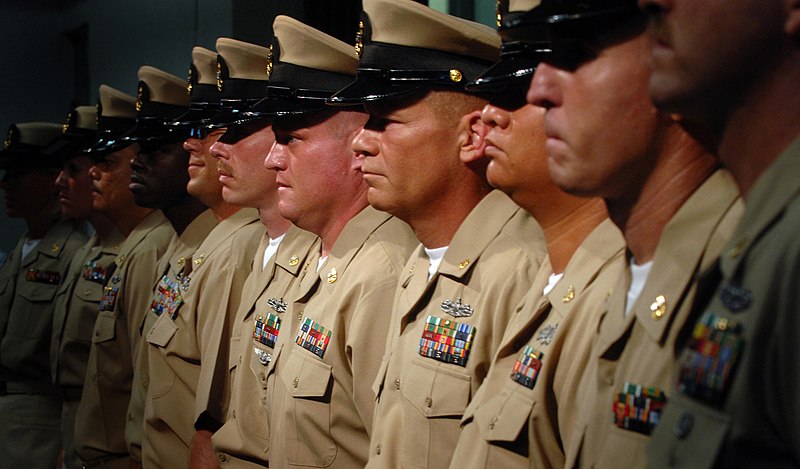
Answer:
216;160;234;175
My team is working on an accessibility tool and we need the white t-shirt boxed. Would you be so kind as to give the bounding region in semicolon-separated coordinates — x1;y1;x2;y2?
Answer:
262;234;286;271
21;238;42;261
317;255;328;273
423;246;448;281
625;258;653;317
543;272;564;296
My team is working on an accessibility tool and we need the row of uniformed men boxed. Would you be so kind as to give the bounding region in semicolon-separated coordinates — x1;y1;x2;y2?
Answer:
1;0;796;468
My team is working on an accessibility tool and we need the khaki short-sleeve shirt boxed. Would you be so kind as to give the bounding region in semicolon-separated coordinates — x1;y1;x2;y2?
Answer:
74;210;174;462
211;226;320;468
450;219;625;469
267;207;418;469
367;190;547;469
141;209;261;468
565;170;743;469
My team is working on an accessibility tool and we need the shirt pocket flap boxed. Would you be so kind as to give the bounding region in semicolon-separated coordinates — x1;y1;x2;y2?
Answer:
282;350;332;399
17;281;57;302
146;314;178;348
74;281;103;302
473;388;533;443
92;311;116;343
404;357;471;418
646;396;729;469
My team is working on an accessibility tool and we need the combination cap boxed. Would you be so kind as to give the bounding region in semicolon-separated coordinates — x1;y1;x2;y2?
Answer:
0;122;62;169
249;16;358;116
329;0;500;104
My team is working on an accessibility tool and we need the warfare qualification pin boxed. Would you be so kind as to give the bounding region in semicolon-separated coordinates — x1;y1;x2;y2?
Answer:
441;297;473;318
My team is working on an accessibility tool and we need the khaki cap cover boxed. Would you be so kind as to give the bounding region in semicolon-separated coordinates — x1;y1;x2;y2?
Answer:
216;38;271;82
273;15;357;76
367;0;500;62
192;46;218;86
99;85;137;119
138;65;190;108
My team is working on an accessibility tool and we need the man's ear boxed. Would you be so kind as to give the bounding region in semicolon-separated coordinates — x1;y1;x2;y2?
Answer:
459;110;490;164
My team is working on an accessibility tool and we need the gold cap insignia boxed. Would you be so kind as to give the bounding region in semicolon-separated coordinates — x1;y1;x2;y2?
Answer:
194;253;205;265
355;20;365;58
266;44;274;79
62;112;72;134
187;66;193;96
650;295;667;320
458;259;470;270
136;83;144;112
216;60;224;92
496;0;502;27
449;69;463;83
289;255;299;266
51;243;61;253
327;267;338;284
4;127;13;150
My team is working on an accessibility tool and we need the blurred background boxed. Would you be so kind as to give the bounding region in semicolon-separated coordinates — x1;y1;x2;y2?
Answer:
0;0;498;254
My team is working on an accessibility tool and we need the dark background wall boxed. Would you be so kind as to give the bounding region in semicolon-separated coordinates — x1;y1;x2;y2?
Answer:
0;0;494;254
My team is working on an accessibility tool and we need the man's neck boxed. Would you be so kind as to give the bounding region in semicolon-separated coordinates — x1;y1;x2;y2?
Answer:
717;57;800;198
409;185;489;249
113;206;155;237
258;204;292;240
25;205;62;239
542;198;608;274
88;213;117;241
163;196;208;236
607;130;718;264
317;197;370;258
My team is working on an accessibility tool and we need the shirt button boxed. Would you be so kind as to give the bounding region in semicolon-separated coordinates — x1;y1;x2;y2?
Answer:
489;416;498;430
425;397;432;408
293;377;299;388
259;372;267;384
232;410;236;419
217;452;227;463
297;312;303;321
674;411;694;439
376;444;382;455
394;378;400;390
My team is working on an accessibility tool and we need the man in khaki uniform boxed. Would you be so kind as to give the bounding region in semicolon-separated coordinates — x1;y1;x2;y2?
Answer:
138;47;263;468
49;105;124;469
449;3;625;467
331;1;545;467
0;122;89;469
259;16;418;468
74;80;175;469
519;1;744;467
185;38;290;468
639;0;800;466
205;39;320;468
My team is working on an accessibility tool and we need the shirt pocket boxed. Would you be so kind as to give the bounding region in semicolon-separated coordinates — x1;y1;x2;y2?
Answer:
146;313;178;348
92;310;132;387
646;395;729;469
401;357;472;468
472;387;533;444
65;282;104;342
10;281;57;338
279;349;336;467
145;314;178;399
